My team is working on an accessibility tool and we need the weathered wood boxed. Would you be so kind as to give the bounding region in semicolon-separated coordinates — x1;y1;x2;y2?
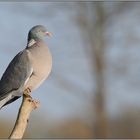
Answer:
9;94;40;139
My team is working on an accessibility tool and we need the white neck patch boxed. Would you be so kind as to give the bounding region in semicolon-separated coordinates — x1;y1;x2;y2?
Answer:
27;39;36;47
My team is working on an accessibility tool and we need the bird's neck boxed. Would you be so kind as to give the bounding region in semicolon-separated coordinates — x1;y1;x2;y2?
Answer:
27;39;36;47
26;38;45;48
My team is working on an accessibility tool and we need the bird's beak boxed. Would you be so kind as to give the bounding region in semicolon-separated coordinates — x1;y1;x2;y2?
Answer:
45;31;52;37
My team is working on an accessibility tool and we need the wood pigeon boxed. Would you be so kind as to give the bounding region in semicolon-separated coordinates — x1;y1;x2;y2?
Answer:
0;25;52;109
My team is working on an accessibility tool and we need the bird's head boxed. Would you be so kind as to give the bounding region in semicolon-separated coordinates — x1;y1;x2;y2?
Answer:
27;25;52;42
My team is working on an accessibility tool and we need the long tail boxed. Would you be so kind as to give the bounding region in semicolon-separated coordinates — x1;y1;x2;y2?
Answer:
0;94;12;109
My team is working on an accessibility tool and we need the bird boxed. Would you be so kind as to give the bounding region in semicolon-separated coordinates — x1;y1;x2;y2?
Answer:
0;25;52;109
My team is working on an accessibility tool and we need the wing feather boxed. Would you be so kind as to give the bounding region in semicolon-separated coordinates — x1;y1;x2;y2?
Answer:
0;50;32;100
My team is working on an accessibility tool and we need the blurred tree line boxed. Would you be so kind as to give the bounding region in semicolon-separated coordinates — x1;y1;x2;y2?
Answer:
76;1;140;138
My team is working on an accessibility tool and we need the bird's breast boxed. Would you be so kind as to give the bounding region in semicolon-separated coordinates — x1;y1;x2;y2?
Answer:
31;46;52;79
26;43;52;90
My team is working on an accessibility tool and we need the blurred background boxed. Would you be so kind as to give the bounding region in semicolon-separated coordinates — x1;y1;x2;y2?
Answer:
0;1;140;138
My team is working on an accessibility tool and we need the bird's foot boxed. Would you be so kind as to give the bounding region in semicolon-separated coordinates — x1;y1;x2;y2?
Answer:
32;100;40;109
23;87;40;109
27;98;40;109
23;87;32;98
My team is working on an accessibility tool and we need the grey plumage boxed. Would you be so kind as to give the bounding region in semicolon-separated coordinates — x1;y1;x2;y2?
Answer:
0;25;52;109
0;51;32;108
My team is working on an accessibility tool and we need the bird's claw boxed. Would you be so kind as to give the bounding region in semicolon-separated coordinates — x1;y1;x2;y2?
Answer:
26;98;40;109
32;100;40;109
23;87;40;109
23;87;32;98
